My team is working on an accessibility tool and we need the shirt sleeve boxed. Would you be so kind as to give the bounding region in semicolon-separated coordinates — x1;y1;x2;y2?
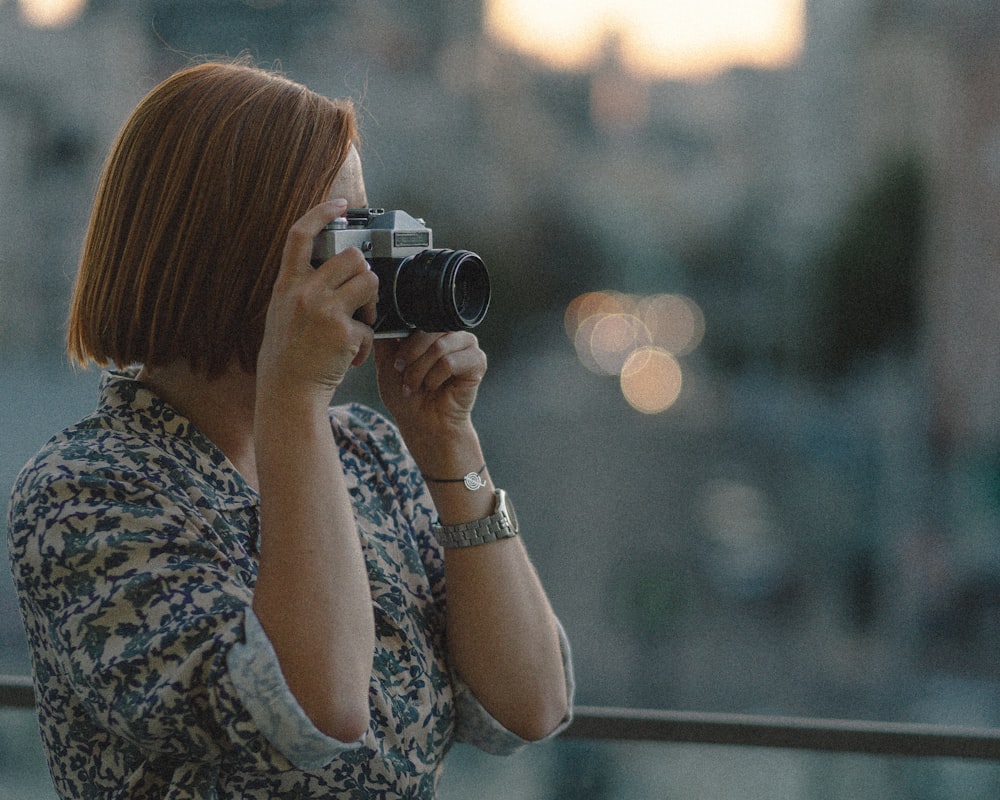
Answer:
8;465;332;773
226;609;364;769
452;618;575;755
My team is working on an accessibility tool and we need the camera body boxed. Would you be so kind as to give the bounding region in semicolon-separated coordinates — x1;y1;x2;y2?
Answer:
311;208;490;338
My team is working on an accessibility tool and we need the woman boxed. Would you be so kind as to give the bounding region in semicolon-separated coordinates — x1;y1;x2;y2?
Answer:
7;61;572;799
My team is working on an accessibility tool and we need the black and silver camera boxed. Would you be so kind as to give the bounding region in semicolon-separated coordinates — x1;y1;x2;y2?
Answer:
311;208;490;338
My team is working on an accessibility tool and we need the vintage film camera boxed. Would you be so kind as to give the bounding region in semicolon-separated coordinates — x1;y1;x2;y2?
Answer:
311;208;490;338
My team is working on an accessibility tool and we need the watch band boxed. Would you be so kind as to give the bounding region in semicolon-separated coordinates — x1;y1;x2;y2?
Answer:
432;489;518;548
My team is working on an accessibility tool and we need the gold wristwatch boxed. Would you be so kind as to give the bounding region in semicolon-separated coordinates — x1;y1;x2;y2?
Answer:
432;489;519;548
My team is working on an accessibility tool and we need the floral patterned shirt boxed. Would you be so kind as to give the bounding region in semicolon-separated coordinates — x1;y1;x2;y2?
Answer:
7;370;573;799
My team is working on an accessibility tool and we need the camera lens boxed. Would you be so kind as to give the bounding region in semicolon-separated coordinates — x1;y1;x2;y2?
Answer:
393;249;490;331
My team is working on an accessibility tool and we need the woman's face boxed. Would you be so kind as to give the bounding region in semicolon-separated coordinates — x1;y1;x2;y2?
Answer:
328;145;367;209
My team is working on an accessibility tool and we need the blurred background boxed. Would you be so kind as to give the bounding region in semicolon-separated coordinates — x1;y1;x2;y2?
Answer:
1;0;999;797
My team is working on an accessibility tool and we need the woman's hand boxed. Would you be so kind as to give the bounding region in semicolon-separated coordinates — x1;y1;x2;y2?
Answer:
374;331;487;438
256;199;378;407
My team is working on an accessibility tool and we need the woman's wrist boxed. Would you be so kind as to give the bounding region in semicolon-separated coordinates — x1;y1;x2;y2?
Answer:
404;426;499;525
423;462;488;490
401;419;482;477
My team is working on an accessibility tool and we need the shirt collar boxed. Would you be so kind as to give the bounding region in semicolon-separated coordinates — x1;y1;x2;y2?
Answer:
96;368;259;511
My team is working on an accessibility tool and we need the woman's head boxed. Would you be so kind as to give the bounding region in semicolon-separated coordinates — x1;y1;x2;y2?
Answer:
68;61;359;376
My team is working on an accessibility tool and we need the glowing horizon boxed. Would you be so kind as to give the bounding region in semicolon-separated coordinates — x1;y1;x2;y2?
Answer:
18;0;87;27
485;0;805;79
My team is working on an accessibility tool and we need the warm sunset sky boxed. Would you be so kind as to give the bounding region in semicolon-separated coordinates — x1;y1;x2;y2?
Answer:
485;0;806;79
19;0;805;79
15;0;85;27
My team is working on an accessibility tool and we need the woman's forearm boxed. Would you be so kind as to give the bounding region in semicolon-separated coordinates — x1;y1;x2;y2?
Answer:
444;535;569;741
418;430;569;740
252;401;375;743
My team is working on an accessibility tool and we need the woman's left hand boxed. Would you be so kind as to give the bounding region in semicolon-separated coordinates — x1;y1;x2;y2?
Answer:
376;330;569;742
374;331;487;443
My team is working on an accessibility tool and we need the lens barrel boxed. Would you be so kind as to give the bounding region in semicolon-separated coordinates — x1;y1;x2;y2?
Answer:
393;249;490;331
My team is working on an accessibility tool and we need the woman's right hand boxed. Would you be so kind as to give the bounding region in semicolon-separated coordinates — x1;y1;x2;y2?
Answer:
256;198;378;406
251;198;379;742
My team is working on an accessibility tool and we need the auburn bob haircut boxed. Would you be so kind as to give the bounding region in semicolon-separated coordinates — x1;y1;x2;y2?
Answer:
67;61;358;377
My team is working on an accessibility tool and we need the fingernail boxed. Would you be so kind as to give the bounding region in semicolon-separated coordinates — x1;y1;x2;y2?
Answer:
401;384;412;398
332;197;348;208
394;358;406;373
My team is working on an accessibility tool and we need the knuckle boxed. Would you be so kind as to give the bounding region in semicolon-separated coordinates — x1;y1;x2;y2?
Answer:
270;271;294;294
288;218;313;242
437;352;458;374
427;337;449;359
323;311;353;341
342;246;368;267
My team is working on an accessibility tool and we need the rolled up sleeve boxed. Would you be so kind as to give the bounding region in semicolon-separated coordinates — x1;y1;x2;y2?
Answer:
226;609;365;770
452;620;575;755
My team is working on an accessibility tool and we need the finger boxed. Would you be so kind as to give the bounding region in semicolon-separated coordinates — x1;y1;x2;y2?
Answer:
280;198;350;277
311;232;379;326
357;295;378;328
313;244;369;283
421;345;487;393
351;322;375;368
326;261;379;321
389;333;448;391
392;331;460;367
396;333;484;393
373;338;405;383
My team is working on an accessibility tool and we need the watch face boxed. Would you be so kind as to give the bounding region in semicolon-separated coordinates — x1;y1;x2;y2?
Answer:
499;491;518;534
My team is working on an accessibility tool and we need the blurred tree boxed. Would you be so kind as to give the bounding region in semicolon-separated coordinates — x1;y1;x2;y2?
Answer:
804;154;927;381
683;194;783;373
471;195;608;357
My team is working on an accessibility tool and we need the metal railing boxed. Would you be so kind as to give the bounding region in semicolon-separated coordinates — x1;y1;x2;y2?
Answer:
3;675;1000;761
562;705;1000;761
1;674;33;709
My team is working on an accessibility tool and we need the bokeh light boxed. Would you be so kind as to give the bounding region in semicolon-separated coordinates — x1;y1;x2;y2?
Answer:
564;290;629;340
565;290;704;413
620;346;683;414
590;313;652;375
636;293;705;355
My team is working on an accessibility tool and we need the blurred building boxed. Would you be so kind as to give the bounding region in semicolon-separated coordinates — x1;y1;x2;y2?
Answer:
912;3;1000;457
0;3;146;350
